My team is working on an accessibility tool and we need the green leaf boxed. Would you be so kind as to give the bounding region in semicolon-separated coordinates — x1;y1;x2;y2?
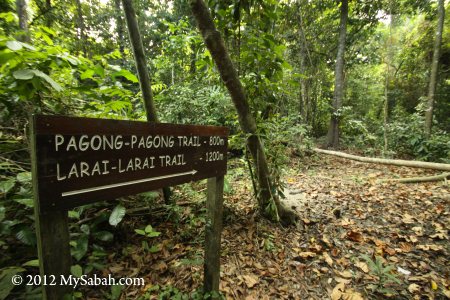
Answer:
13;198;33;208
112;69;138;83
6;40;22;51
93;231;114;242
147;231;161;238
16;228;36;245
13;69;35;80
111;284;123;300
148;244;161;253
16;172;31;183
80;224;90;235
32;70;63;92
71;235;89;261
0;267;26;300
70;265;83;278
0;179;15;194
80;69;95;80
0;206;5;222
68;210;80;219
109;204;126;226
22;259;39;267
134;229;145;235
144;225;153;233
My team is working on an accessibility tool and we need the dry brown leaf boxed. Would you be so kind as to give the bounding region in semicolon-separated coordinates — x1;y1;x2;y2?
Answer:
346;230;364;243
323;252;333;266
297;251;317;258
385;247;396;256
408;283;420;293
442;288;450;298
335;277;351;284
355;261;369;273
417;244;444;251
337;270;353;279
402;214;415;224
342;289;364;300
242;274;258;288
330;282;346;300
399;242;413;252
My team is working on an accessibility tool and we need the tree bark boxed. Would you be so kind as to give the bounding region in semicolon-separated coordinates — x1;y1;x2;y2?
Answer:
74;0;87;56
16;0;30;42
313;148;450;171
425;0;445;137
327;0;348;148
189;0;297;225
122;0;172;202
381;173;449;183
114;0;126;63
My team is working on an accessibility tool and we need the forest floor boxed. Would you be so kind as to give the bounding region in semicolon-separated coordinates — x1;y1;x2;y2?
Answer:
84;153;449;300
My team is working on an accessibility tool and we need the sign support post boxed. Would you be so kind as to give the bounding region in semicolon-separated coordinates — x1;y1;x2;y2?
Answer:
204;175;224;296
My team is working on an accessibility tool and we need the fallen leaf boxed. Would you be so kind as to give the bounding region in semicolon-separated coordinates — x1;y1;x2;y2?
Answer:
331;282;346;300
408;283;420;293
417;244;444;251
242;274;258;288
431;280;438;290
297;251;317;259
337;270;353;279
355;261;368;273
323;252;333;266
402;214;415;224
346;230;364;243
342;289;364;300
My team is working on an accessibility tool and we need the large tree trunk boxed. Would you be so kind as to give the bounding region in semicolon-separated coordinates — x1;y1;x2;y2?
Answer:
189;0;297;225
327;0;348;148
122;0;171;202
424;0;445;137
16;0;30;42
314;148;450;171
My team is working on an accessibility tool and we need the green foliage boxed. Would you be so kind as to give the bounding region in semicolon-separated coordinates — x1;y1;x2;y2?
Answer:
387;110;450;162
155;82;236;129
362;255;402;296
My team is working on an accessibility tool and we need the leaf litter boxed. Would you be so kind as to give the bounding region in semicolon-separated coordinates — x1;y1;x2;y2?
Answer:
83;154;449;299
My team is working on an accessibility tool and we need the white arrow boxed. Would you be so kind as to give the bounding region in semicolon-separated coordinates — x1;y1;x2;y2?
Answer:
61;170;198;197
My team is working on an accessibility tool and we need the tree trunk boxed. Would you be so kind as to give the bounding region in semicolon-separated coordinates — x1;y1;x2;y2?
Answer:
313;148;450;171
122;0;172;202
114;0;126;63
424;0;445;137
327;0;348;148
16;0;30;42
74;0;87;56
189;0;297;225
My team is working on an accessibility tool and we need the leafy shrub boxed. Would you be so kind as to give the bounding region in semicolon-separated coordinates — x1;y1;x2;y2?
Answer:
387;112;449;162
155;81;236;129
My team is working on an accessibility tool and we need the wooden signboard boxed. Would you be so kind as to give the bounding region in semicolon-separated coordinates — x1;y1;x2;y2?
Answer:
31;115;228;299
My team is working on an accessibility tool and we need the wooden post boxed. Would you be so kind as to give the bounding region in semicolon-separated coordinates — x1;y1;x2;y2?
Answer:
31;116;72;300
34;211;72;299
204;176;224;296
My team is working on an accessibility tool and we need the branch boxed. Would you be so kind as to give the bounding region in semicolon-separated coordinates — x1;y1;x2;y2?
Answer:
313;148;450;171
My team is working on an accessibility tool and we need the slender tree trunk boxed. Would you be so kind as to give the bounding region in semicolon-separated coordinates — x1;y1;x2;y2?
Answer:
327;0;348;148
384;9;393;156
189;0;297;225
122;0;172;202
425;0;445;137
16;0;30;42
74;0;87;56
114;0;126;63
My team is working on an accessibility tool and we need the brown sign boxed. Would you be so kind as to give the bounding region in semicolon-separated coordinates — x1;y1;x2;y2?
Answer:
32;115;228;211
